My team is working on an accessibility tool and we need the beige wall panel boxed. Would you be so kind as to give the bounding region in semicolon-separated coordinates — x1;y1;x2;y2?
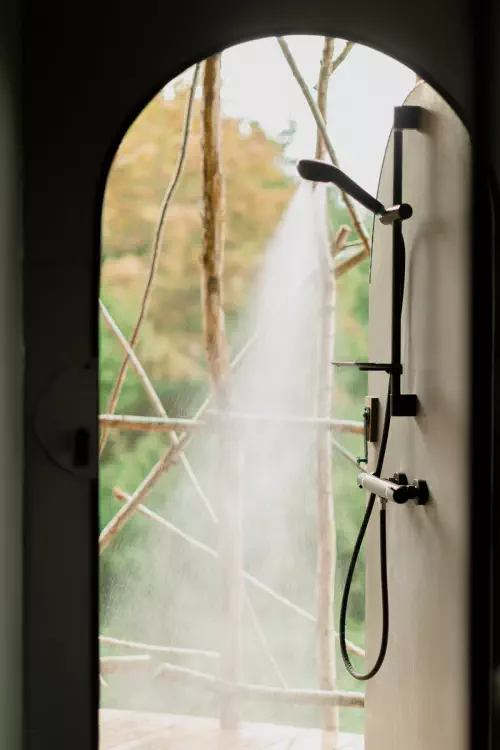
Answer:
365;83;470;750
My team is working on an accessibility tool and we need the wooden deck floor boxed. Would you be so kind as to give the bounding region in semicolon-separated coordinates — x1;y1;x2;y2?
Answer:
100;710;364;750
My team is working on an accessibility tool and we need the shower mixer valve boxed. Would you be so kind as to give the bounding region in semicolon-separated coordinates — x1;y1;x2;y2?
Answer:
355;398;429;505
357;471;429;505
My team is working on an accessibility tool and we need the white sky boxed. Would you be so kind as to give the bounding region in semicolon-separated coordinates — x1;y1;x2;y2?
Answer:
165;35;417;199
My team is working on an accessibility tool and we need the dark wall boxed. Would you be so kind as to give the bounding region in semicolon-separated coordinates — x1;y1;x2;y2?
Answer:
0;0;21;748
22;1;495;748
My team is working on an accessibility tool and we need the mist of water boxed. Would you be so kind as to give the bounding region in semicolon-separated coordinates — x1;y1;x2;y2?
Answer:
101;183;345;731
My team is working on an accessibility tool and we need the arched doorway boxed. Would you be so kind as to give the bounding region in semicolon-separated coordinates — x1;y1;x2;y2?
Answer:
97;38;475;750
22;5;495;750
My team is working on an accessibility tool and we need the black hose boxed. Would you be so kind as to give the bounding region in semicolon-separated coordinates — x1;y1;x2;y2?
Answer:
339;379;391;679
338;235;406;681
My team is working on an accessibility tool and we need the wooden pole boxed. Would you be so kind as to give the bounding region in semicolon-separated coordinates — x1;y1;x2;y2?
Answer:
155;662;365;708
99;411;365;433
201;54;243;730
314;37;339;736
314;39;335;163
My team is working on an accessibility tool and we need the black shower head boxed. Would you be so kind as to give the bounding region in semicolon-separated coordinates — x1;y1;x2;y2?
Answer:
297;158;340;184
297;158;387;216
297;158;413;224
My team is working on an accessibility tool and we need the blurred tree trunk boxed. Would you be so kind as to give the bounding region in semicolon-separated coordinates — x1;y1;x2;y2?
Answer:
201;53;243;730
315;39;335;162
314;37;340;740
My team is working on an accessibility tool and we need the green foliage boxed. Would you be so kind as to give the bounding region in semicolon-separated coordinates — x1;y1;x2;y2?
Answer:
327;194;370;409
99;293;146;419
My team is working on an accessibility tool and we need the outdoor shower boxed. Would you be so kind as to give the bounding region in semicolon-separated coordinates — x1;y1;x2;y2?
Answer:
298;105;429;681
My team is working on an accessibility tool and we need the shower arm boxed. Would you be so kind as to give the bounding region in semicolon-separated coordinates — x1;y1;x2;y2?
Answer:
297;105;424;418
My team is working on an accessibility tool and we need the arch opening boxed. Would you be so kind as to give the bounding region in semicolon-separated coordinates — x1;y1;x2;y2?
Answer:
97;34;474;750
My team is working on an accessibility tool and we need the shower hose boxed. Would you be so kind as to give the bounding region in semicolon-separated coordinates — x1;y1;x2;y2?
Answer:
339;236;406;681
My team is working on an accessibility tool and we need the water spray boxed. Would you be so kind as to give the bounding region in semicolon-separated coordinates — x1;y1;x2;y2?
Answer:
297;105;429;681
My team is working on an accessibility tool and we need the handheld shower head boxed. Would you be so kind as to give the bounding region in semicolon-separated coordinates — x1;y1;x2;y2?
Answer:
297;158;386;216
297;158;341;184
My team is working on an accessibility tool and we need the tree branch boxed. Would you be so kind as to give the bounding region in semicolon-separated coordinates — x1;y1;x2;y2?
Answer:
99;433;191;553
246;595;288;688
315;38;335;161
329;41;355;76
99;635;219;659
331;225;351;258
99;300;217;523
99;300;167;416
331;437;360;470
276;37;371;260
334;246;368;278
99;62;201;456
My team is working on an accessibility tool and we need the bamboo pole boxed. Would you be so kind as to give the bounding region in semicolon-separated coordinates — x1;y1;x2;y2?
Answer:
314;37;339;736
201;54;243;729
154;662;365;708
